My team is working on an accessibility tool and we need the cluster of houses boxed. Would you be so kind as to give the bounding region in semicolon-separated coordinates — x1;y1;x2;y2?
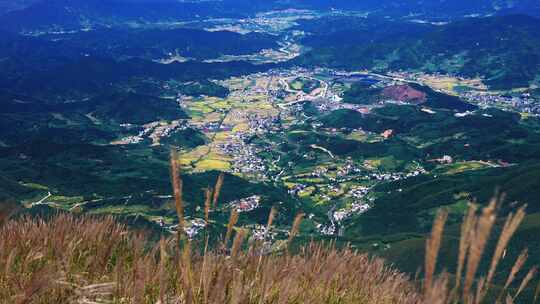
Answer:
228;195;262;213
288;184;308;196
184;219;207;239
220;138;268;178
336;159;364;177
251;224;278;242
368;167;427;182
247;114;281;134
463;91;540;114
111;120;188;146
333;202;371;222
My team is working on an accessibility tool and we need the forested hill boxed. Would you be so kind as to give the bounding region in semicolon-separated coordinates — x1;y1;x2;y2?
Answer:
296;14;540;90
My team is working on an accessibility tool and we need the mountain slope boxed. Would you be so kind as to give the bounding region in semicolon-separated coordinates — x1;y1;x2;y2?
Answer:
296;15;540;89
88;92;188;124
0;0;235;32
0;0;39;15
46;28;278;61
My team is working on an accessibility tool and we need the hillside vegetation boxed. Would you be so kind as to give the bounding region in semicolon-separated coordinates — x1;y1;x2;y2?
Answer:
0;213;422;303
296;15;540;89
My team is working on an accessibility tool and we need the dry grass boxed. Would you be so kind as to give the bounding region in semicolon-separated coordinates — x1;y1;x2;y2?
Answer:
204;187;213;225
0;213;421;304
0;200;19;226
423;194;537;304
224;208;239;247
170;149;185;241
212;173;225;209
424;210;448;298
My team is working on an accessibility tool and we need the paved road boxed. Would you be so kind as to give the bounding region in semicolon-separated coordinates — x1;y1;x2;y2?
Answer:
31;191;52;206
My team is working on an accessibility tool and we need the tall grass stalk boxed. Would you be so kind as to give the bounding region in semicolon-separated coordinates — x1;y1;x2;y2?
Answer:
212;173;225;208
462;198;498;298
287;212;305;252
204;187;213;225
224;208;239;248
170;149;185;243
424;210;448;297
425;196;537;304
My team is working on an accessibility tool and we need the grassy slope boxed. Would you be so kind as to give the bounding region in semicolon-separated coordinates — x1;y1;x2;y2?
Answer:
0;213;421;303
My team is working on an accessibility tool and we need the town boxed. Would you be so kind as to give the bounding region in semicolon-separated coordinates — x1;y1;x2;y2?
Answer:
104;65;535;237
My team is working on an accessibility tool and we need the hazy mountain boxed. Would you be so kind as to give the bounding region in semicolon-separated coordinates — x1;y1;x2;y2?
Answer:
290;0;540;16
2;0;540;32
46;28;278;60
0;0;232;32
0;0;39;15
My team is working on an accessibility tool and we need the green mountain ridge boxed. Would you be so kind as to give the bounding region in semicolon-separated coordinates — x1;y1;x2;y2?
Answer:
296;15;540;90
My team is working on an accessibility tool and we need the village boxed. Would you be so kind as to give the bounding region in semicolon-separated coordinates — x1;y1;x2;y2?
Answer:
106;66;527;237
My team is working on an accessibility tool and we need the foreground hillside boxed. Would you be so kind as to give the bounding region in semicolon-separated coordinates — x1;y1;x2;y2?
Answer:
0;213;421;303
0;169;538;303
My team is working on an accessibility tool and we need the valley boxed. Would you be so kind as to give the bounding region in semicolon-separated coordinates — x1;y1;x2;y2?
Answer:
11;63;540;242
2;3;540;296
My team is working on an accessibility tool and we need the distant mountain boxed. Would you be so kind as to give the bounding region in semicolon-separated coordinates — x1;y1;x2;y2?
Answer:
0;0;234;32
284;0;540;18
0;89;187;125
0;0;39;15
0;27;277;80
46;28;278;60
0;0;284;32
0;90;52;114
2;0;540;33
88;92;188;124
0;30;86;78
0;26;276;98
296;14;540;90
0;54;272;103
